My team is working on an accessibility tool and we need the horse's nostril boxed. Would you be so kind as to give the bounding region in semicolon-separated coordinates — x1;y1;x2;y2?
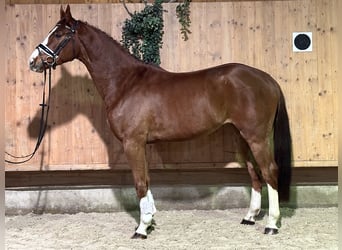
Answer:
29;59;38;70
29;59;39;72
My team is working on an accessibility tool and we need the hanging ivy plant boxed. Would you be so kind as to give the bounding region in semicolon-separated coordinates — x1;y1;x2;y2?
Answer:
121;0;191;65
121;0;164;65
176;0;191;41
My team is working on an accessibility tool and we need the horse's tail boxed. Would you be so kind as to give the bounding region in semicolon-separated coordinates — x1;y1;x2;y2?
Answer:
274;90;292;202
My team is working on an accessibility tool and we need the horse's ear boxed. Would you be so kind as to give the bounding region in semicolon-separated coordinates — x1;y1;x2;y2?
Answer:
60;5;65;19
64;5;73;22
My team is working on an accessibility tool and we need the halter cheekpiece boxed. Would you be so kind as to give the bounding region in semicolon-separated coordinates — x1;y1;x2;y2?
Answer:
36;22;78;69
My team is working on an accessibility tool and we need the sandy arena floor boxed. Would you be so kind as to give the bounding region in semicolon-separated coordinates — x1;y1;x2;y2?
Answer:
5;207;338;250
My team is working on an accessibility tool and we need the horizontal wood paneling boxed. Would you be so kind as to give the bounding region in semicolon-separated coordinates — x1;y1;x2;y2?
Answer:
5;167;338;188
5;1;338;175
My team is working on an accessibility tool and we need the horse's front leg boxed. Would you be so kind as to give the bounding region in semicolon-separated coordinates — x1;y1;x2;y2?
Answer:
123;139;157;239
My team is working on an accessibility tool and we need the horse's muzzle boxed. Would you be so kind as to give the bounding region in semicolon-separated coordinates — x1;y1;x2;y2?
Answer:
29;57;44;73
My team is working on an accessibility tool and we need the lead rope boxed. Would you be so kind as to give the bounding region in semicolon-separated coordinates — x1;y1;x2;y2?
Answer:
5;67;52;164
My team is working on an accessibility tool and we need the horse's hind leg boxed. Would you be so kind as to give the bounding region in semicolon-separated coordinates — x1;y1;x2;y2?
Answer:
244;138;280;235
123;139;157;239
236;140;263;225
241;161;262;225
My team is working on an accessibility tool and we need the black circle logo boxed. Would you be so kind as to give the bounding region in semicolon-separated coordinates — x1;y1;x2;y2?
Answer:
294;34;311;50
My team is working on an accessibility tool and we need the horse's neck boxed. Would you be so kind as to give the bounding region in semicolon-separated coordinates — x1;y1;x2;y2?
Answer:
76;22;141;103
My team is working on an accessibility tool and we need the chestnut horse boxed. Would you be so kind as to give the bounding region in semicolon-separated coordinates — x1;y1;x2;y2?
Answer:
29;5;292;238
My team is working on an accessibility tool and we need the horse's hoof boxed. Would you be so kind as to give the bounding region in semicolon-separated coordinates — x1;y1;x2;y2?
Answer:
241;219;255;225
264;228;278;235
131;232;147;239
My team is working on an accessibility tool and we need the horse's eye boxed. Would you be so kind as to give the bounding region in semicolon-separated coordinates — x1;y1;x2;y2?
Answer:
55;32;62;38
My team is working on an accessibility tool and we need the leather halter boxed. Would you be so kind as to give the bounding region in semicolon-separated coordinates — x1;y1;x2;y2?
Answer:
36;22;78;69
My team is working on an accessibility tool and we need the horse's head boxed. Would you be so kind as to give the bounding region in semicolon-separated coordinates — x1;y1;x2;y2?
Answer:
29;5;79;73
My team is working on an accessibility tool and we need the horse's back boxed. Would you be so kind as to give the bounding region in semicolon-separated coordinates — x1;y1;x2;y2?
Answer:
157;63;281;119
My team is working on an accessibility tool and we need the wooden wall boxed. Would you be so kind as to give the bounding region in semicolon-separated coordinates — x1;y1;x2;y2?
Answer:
5;0;338;174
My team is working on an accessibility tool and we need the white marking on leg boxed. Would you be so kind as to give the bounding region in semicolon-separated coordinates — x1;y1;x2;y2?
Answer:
266;184;280;229
244;188;261;222
135;189;157;236
146;189;157;214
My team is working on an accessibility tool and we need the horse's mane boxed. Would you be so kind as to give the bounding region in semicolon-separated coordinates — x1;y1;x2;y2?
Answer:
80;20;164;70
81;21;137;58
